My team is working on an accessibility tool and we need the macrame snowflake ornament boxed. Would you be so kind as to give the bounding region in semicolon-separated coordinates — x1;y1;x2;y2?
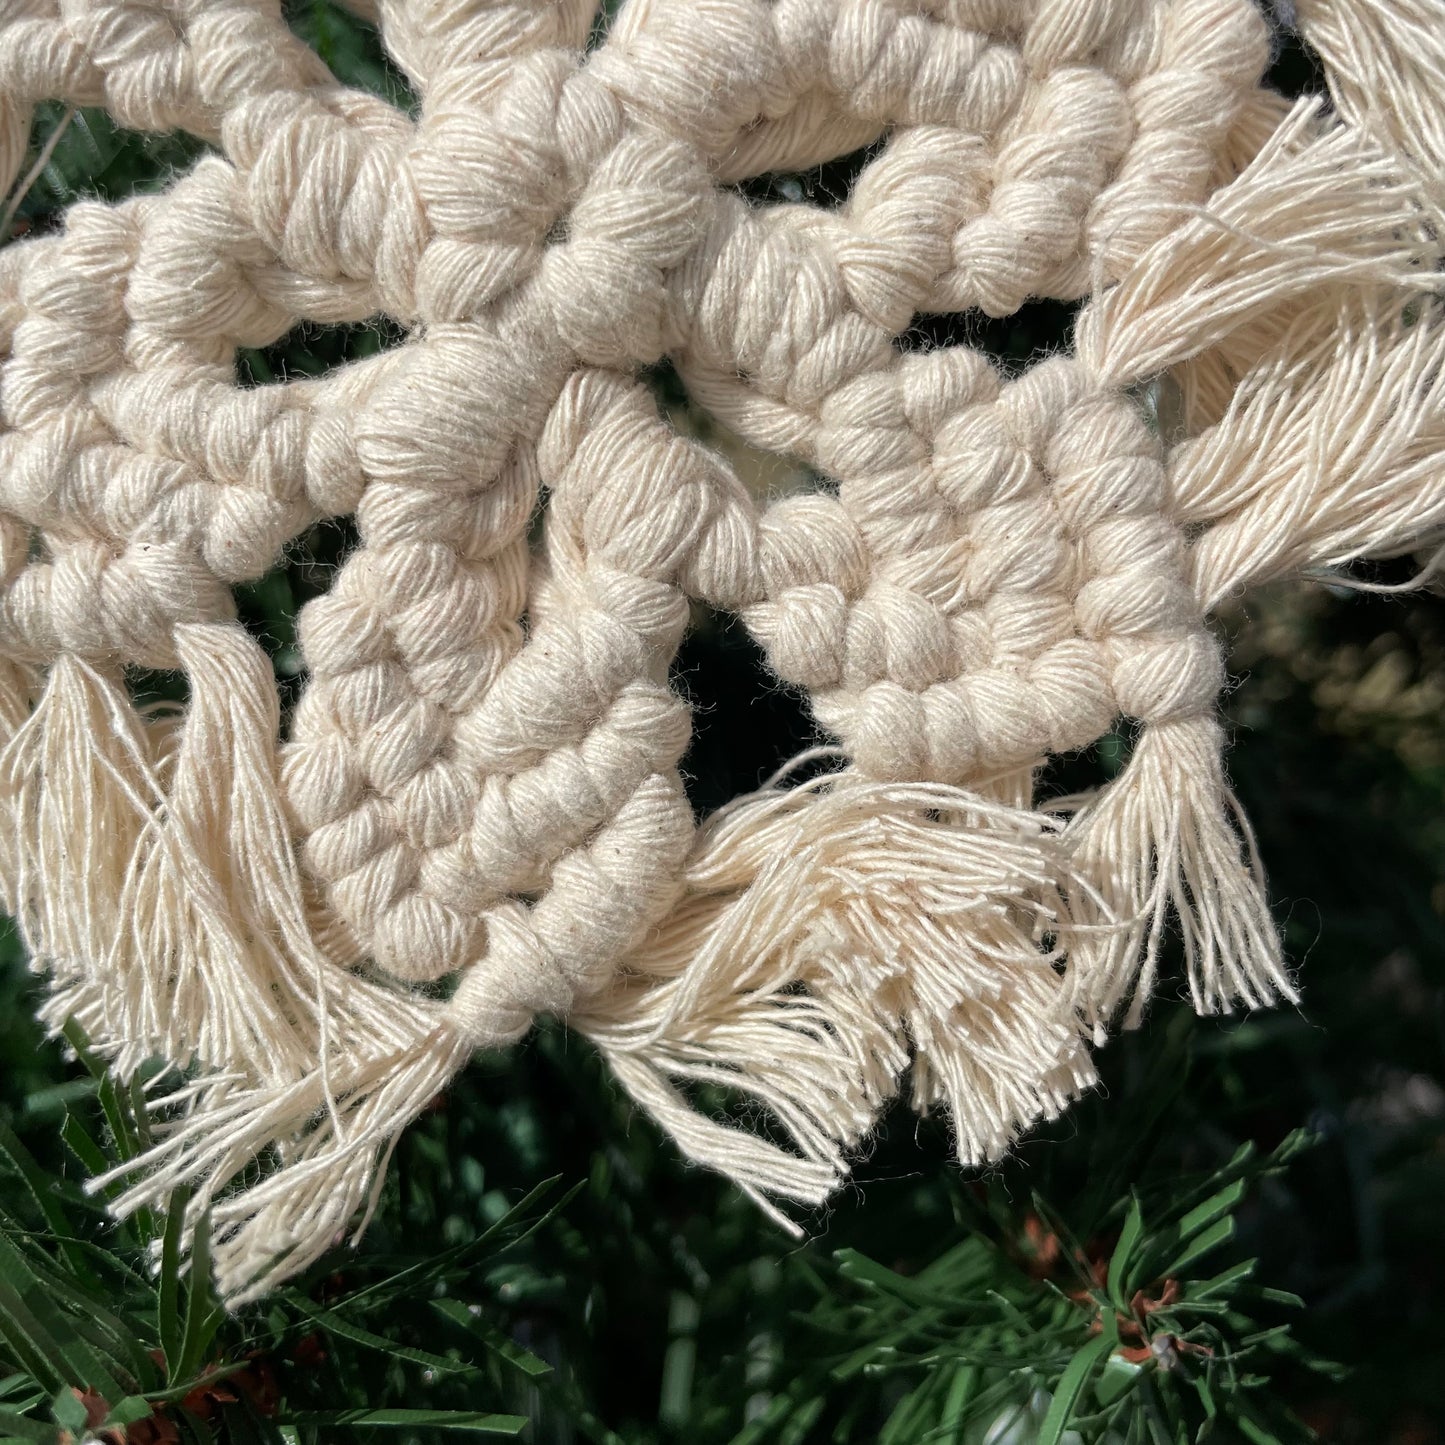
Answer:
1;0;1442;1301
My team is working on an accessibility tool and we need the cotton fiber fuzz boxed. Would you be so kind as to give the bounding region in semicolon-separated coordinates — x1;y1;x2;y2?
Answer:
0;0;1442;1301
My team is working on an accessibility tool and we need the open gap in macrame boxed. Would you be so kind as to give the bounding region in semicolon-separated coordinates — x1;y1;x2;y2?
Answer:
283;0;417;114
224;317;407;718
645;358;835;501
3;102;211;240
636;362;840;816
233;515;360;723
670;603;827;818
235;315;407;388
586;0;627;53
1034;731;1133;808
126;664;189;716
733;136;889;212
899;298;1084;379
1263;12;1329;99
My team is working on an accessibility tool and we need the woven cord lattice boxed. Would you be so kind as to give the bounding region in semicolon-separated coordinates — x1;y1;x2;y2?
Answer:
0;0;1442;1301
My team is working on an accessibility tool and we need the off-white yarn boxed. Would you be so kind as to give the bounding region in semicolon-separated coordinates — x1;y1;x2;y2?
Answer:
1;0;1442;1301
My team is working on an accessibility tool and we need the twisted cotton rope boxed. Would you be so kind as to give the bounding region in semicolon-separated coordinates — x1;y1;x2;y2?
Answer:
1;0;1442;1301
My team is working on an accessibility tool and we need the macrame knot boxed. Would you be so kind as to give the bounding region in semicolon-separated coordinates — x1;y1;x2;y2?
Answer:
1;537;233;667
1;0;1441;1303
747;352;1221;785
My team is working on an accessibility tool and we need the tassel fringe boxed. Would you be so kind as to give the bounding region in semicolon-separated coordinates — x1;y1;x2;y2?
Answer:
3;625;339;1083
1295;0;1445;224
5;33;1444;1307
1077;96;1442;391
1062;717;1295;1036
0;622;470;1301
0;642;1301;1297
576;774;1099;1210
101;1019;468;1305
1179;292;1445;606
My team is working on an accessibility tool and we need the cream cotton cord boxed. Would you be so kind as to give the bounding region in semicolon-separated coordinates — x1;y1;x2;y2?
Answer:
0;0;1442;1302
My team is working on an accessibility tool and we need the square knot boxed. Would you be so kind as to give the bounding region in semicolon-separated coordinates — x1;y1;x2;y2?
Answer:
747;354;1221;782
